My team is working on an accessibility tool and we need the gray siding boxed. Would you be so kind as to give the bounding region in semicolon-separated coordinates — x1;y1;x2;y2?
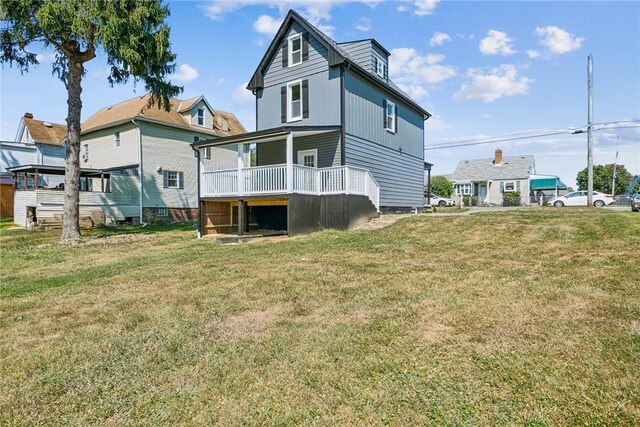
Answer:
345;134;424;208
39;143;66;166
338;40;372;70
0;143;37;172
257;21;340;130
344;70;424;158
256;131;341;168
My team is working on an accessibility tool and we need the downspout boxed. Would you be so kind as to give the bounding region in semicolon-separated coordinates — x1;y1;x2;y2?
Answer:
191;144;202;239
340;61;351;166
131;119;146;226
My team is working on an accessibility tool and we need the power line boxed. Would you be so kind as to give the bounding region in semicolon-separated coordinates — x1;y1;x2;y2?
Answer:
424;122;640;151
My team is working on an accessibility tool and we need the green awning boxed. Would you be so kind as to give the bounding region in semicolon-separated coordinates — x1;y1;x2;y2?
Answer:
531;177;567;190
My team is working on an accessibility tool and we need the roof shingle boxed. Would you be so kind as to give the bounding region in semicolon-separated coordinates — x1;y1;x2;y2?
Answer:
23;117;67;145
450;155;535;181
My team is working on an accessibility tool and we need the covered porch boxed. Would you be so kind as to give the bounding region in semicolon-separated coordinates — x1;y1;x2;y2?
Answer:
193;127;380;236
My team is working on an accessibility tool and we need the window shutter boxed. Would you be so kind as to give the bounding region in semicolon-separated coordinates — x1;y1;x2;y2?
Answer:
373;56;378;73
281;86;287;123
382;99;387;128
516;181;520;192
384;64;388;80
302;79;309;119
163;171;168;189
179;172;184;189
394;105;398;133
500;182;504;193
302;33;309;62
282;41;288;68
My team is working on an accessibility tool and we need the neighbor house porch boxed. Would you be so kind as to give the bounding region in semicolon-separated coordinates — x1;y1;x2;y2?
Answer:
193;127;380;236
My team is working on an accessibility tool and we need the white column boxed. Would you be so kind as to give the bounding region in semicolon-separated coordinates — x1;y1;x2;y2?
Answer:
286;132;293;193
345;166;350;195
237;143;244;196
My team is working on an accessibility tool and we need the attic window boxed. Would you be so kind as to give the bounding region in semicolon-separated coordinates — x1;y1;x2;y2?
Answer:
289;34;302;66
197;108;205;126
43;121;52;128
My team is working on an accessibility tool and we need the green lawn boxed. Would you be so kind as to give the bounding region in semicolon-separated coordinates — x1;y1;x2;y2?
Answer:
1;210;639;426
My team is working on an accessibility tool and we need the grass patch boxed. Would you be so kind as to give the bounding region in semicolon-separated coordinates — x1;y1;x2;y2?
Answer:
1;210;639;425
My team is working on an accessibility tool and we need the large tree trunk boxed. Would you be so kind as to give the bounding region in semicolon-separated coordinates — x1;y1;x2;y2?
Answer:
61;57;84;240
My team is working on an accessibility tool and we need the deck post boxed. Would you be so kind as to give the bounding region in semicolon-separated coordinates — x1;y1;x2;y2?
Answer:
237;143;244;196
237;200;245;236
345;167;350;195
286;132;293;193
101;173;105;193
34;169;39;190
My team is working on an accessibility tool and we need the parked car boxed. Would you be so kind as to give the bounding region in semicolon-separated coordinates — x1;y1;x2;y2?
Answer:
424;193;455;207
548;191;615;207
631;192;640;212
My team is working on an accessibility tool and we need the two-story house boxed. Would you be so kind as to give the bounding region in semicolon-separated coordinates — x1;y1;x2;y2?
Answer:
193;9;431;236
1;113;67;185
81;94;246;222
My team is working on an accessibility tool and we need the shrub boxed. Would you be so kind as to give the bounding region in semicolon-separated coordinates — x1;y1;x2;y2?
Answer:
463;196;478;206
430;176;454;198
503;192;521;206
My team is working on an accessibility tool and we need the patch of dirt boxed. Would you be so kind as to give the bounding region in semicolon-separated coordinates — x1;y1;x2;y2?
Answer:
414;300;456;343
356;214;410;230
300;306;378;326
421;322;455;343
213;304;288;340
36;233;154;248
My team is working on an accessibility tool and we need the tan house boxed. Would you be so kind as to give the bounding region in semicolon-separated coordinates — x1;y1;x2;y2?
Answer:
80;94;246;222
449;149;535;206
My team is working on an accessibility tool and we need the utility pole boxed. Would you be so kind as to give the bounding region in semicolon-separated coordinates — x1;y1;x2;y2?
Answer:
612;150;619;195
587;54;594;207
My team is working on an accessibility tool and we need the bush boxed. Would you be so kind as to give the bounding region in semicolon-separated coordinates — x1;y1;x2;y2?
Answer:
462;196;478;206
503;192;521;206
430;176;454;198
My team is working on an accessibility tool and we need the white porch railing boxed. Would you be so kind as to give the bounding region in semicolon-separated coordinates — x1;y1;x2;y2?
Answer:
201;164;380;210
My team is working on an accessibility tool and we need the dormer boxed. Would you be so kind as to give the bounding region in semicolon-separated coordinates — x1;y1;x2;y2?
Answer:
337;39;390;81
177;96;217;129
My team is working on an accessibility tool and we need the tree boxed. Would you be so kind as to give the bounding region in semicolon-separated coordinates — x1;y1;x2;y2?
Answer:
576;164;634;195
429;176;454;197
1;0;181;240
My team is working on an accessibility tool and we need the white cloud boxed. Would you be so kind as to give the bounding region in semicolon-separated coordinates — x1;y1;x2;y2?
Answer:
232;82;257;131
535;26;584;54
453;65;533;102
481;113;493;119
170;64;199;83
253;15;283;37
355;17;372;32
389;47;456;100
35;52;57;63
425;115;451;131
527;49;540;59
204;1;381;37
479;30;516;56
414;0;440;16
429;31;451;47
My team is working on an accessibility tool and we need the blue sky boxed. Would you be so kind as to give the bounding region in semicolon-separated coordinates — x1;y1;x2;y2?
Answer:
1;0;639;188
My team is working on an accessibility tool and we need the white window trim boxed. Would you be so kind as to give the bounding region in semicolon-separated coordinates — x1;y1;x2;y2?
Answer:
288;33;303;67
82;144;89;162
503;181;517;192
287;79;303;122
203;147;211;160
385;100;396;133
163;170;183;189
297;149;318;168
456;184;472;195
376;58;385;77
114;132;120;148
196;108;205;127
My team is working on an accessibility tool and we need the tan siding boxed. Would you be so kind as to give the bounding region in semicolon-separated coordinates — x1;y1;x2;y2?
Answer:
81;123;139;169
141;122;211;208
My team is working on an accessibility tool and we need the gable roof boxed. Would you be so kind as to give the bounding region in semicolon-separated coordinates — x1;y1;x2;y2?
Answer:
22;117;67;145
450;155;536;181
81;94;246;137
247;9;430;119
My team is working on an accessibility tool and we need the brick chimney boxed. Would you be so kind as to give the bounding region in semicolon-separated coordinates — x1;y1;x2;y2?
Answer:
24;112;34;119
494;148;503;165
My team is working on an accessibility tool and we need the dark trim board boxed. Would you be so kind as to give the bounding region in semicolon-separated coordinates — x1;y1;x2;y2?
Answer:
288;193;378;236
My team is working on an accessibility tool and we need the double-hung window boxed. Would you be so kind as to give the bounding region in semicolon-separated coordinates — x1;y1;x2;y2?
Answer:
82;144;89;162
385;100;396;133
114;132;120;147
288;80;302;121
197;108;205;126
503;181;516;192
289;34;302;66
163;170;183;189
